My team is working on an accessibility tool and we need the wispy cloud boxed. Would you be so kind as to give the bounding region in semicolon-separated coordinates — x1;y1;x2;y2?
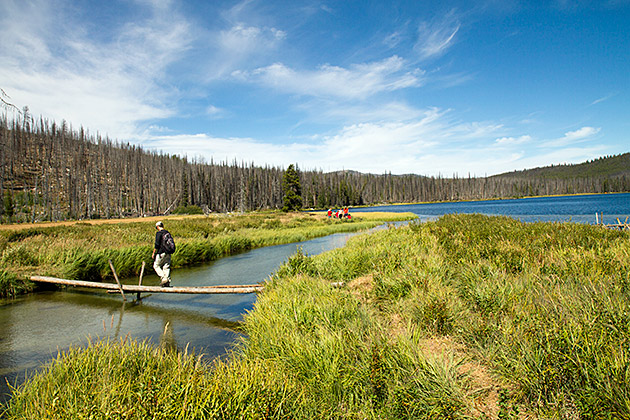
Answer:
564;126;601;140
495;135;532;145
234;56;423;100
590;92;617;105
0;0;192;138
141;107;511;176
414;11;461;60
205;23;286;79
543;126;601;147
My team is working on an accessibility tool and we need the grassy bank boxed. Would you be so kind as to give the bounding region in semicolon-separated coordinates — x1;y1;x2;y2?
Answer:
4;214;629;418
0;211;414;298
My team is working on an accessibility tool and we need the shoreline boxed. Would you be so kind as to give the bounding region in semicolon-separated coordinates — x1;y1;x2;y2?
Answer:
306;191;629;212
2;192;627;230
352;191;630;208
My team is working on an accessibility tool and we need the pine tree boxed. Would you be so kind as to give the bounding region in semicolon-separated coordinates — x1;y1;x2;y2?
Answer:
282;164;302;212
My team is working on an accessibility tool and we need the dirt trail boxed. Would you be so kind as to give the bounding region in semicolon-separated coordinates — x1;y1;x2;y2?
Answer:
0;215;205;231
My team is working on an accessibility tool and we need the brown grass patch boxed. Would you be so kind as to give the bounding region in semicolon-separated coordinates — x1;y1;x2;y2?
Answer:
0;214;209;231
347;274;373;299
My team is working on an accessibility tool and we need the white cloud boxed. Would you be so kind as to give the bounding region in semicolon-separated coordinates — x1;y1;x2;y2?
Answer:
0;0;192;139
505;147;609;173
205;105;224;118
204;23;287;80
383;31;404;48
305;100;428;124
238;56;423;100
495;135;532;145
543;126;601;147
140;107;513;176
563;126;601;140
591;92;617;105
414;11;461;60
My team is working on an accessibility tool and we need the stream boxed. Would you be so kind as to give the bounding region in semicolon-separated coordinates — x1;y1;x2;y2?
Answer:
0;228;373;403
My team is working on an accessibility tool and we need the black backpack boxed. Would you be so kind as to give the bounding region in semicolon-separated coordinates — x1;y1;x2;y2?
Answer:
162;231;176;254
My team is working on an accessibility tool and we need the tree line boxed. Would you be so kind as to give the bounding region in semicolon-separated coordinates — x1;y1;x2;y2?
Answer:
1;113;628;223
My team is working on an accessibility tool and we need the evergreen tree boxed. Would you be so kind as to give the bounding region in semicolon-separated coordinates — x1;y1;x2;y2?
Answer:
282;164;302;212
3;191;14;222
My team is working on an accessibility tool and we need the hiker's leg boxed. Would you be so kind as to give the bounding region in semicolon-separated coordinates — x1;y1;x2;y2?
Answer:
162;254;171;284
154;253;168;283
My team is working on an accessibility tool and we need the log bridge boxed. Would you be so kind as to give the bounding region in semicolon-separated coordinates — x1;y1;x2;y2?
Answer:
30;260;264;302
596;213;630;231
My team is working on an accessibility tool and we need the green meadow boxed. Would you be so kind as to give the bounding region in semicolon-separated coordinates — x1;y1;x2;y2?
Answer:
3;214;630;419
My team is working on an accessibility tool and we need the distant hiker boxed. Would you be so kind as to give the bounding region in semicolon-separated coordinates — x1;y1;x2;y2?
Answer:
327;208;332;218
343;207;349;219
152;221;176;287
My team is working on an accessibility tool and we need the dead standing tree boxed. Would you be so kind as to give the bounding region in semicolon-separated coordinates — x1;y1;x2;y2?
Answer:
0;88;20;113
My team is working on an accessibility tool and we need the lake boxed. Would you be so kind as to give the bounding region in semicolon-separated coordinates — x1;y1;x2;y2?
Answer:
1;192;629;402
354;192;630;224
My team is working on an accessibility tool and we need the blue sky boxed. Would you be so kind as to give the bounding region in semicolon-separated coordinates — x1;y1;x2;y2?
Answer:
1;0;628;176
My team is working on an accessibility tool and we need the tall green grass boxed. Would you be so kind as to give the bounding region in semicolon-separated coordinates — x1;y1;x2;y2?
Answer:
5;214;627;418
0;270;33;298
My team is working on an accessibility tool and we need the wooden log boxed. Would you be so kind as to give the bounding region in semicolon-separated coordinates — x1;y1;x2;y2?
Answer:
30;276;264;294
108;259;126;301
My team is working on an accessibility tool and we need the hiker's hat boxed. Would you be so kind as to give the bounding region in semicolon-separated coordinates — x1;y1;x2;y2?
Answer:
156;221;164;228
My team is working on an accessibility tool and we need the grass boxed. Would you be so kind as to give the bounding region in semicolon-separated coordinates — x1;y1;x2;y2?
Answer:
4;214;629;418
0;211;415;297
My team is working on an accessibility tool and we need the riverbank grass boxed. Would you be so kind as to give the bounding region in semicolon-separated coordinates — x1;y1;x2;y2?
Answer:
4;214;629;418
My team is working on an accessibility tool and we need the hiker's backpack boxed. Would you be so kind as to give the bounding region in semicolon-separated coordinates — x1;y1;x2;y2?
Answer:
162;231;176;254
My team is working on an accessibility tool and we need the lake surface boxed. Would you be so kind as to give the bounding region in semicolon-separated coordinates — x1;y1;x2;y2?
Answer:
1;193;629;402
356;193;630;224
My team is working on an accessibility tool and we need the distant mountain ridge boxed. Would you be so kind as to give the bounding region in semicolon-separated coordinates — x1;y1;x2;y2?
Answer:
492;153;630;180
327;153;630;180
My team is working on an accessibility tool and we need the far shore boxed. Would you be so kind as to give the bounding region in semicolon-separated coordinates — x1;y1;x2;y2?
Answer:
341;190;628;209
2;190;626;231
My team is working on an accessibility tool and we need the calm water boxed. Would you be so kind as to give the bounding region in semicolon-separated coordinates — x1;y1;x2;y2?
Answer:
1;193;629;402
357;193;630;224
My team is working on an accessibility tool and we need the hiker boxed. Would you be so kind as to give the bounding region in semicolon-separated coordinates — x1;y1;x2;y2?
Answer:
327;208;332;218
152;221;176;287
343;207;349;219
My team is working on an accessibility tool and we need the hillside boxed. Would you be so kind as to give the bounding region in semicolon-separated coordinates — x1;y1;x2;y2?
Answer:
493;153;630;180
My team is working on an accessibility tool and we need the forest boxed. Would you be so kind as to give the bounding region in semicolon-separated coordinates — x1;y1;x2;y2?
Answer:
1;112;629;223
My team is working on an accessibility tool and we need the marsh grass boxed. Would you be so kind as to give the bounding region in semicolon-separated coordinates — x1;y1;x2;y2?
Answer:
5;214;628;418
0;270;34;298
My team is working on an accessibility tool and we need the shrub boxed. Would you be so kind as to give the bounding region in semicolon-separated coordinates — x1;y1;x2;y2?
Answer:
172;205;204;215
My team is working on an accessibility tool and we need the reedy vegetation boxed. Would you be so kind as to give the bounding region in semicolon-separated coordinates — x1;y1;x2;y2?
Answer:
3;214;630;419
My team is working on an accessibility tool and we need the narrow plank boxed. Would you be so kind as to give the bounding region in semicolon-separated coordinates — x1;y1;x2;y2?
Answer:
30;276;264;294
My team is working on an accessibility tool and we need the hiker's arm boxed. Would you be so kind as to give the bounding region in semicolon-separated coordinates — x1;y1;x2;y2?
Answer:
152;232;160;258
